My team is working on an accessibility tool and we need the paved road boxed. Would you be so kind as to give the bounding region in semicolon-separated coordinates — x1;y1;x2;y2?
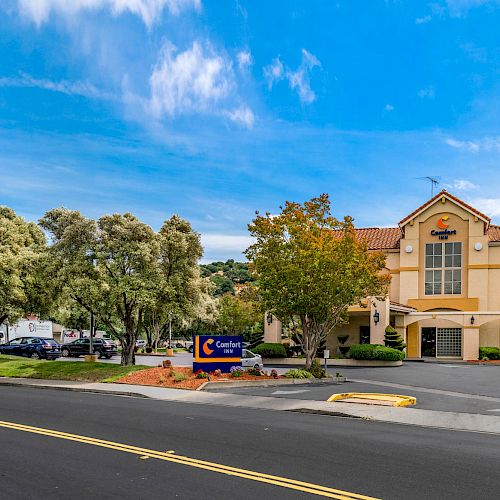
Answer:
1;385;500;499
59;352;193;367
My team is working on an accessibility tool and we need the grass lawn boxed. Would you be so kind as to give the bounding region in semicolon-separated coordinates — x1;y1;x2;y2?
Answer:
0;355;148;383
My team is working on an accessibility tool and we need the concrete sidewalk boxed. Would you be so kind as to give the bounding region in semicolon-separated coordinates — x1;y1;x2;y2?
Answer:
2;377;500;435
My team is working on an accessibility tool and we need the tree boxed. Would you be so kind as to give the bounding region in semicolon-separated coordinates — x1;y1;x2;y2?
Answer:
142;216;204;349
245;194;389;369
217;294;262;336
0;206;50;326
40;209;159;366
384;325;406;351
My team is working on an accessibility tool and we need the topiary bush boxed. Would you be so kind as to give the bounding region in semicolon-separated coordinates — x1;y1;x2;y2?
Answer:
479;346;500;360
349;344;405;361
284;368;314;379
252;342;287;358
384;326;406;351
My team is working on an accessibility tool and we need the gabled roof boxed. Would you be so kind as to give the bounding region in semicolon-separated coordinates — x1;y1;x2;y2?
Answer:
399;190;491;227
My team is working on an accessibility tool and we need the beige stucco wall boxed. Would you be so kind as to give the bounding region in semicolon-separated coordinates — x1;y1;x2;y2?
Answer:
327;315;370;353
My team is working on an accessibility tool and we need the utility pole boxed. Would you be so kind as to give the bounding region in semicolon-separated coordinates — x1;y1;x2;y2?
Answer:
90;312;94;355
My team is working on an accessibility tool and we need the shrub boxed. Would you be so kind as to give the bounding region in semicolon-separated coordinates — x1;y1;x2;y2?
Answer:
230;366;244;377
172;371;187;382
479;346;500;360
349;344;405;361
145;346;153;353
307;358;327;378
284;368;314;379
247;367;262;376
195;371;210;379
384;326;406;351
252;343;287;358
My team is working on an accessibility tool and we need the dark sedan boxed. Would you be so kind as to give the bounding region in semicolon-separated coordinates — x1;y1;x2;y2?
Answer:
61;338;118;359
0;337;61;360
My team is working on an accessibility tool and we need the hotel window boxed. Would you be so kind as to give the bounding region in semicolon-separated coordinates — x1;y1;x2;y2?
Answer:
425;242;462;295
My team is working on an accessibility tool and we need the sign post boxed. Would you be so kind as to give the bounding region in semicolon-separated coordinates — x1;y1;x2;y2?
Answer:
193;335;242;373
323;349;330;373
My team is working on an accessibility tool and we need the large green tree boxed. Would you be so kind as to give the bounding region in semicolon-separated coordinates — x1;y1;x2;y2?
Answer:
217;294;262;338
40;209;159;365
142;216;205;349
0;207;49;326
245;194;389;369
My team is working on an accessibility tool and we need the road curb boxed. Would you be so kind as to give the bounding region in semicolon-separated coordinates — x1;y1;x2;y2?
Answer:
0;378;149;399
198;377;344;391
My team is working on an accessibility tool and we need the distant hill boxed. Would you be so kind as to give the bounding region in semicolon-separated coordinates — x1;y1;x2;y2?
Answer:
200;259;255;296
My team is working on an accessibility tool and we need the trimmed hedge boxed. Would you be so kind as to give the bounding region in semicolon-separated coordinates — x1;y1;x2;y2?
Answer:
349;344;405;361
252;342;287;358
479;346;500;360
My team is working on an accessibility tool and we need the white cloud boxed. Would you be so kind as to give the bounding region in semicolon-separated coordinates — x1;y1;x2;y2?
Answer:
384;104;394;111
263;57;284;89
201;233;253;252
446;0;497;18
16;0;201;28
0;71;111;99
223;105;255;127
415;15;432;24
263;49;321;104
451;179;478;190
418;86;435;99
445;136;500;153
149;41;233;117
468;198;500;217
237;50;252;70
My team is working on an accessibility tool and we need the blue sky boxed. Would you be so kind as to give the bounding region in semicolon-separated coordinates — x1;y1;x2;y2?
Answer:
1;0;500;261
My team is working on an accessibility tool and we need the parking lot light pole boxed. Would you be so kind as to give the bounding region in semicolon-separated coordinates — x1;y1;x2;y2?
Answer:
90;312;94;355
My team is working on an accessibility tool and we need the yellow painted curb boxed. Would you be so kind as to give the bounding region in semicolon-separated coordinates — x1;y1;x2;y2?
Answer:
327;393;417;407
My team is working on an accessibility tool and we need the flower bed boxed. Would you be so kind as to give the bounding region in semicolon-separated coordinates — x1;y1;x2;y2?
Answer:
115;366;282;390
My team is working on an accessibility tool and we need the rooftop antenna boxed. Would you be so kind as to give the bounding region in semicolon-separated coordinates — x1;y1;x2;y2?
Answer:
418;176;440;197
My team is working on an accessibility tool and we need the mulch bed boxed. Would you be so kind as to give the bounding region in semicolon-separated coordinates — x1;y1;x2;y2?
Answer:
115;366;282;390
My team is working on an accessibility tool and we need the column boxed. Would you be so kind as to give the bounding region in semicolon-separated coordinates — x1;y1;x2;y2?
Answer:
263;313;282;343
370;297;390;345
462;327;479;360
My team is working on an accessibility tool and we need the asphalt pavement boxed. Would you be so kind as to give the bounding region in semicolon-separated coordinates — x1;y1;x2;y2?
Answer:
1;385;500;499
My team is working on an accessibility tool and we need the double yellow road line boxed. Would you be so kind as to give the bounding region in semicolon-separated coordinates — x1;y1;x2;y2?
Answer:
0;420;379;500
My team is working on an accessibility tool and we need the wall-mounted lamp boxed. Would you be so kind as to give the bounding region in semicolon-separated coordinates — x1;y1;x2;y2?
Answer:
266;312;273;325
373;310;380;325
470;315;475;325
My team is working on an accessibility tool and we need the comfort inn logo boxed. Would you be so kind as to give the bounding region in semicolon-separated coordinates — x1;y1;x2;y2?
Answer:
202;338;215;356
431;215;456;239
437;215;449;229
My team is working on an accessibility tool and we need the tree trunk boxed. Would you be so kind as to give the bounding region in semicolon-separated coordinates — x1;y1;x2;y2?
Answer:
121;339;135;366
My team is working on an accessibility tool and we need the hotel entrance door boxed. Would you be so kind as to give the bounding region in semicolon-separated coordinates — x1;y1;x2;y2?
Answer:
421;327;436;357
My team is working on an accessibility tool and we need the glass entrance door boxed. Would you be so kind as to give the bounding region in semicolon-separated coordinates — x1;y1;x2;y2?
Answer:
421;327;436;357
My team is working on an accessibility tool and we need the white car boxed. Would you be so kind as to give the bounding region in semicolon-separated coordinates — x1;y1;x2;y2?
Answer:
135;339;146;348
241;349;263;370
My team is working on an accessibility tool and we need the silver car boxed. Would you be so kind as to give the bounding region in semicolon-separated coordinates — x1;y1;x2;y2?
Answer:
241;349;263;370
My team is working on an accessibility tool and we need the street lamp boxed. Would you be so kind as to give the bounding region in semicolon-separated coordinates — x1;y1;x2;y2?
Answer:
373;310;380;325
266;312;273;325
470;315;475;325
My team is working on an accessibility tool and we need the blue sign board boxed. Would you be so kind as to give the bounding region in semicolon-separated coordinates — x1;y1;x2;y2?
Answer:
192;335;242;373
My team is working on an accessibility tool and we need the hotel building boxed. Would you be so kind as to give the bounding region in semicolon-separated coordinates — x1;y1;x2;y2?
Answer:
264;190;500;360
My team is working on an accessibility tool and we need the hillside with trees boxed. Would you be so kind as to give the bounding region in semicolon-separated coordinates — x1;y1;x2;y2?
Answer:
200;259;255;296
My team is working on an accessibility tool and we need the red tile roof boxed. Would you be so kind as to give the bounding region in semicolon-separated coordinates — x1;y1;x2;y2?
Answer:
399;190;491;226
487;225;500;242
353;227;401;250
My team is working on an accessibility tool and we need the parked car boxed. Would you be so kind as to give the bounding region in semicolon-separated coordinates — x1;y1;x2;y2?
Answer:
61;338;118;359
135;339;146;348
186;341;194;353
241;349;263;369
0;337;61;360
